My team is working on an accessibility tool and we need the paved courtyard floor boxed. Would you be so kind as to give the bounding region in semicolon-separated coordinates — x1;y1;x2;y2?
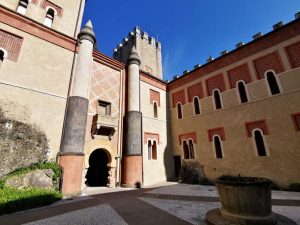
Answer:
0;183;299;225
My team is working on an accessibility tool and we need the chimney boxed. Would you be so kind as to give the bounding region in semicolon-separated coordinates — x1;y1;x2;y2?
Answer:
220;50;228;56
252;32;262;40
273;21;283;30
236;42;244;48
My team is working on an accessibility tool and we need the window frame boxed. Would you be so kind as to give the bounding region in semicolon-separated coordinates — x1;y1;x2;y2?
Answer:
264;70;282;96
252;128;270;157
213;89;223;110
236;80;249;103
176;102;183;119
212;134;224;159
193;96;201;115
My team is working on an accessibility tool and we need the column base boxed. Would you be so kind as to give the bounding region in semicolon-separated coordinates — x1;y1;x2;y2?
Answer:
122;155;143;188
59;152;84;197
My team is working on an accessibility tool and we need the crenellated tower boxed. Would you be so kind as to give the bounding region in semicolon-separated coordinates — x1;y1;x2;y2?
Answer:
113;26;163;79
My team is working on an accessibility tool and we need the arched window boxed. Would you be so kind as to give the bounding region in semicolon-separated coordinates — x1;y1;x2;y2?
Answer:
44;8;55;28
237;81;248;103
266;71;280;95
193;97;201;115
0;50;4;62
188;140;195;159
183;140;189;159
213;135;223;159
254;130;267;156
152;140;157;160
17;0;28;15
213;89;222;110
153;102;158;118
147;140;152;160
177;103;182;119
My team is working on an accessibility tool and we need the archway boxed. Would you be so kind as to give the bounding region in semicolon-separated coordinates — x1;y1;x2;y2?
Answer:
85;149;110;187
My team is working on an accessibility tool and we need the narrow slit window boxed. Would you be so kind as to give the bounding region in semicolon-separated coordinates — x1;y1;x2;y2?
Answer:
213;90;222;110
148;140;152;160
152;141;157;160
193;97;201;115
177;103;182;119
183;140;189;159
188;140;195;159
153;102;158;118
266;71;280;95
0;50;4;62
17;0;28;15
44;8;55;28
254;130;267;156
214;136;223;159
237;81;248;103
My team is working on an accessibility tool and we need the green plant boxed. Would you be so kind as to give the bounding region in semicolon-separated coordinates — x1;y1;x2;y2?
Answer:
5;162;61;190
0;187;62;215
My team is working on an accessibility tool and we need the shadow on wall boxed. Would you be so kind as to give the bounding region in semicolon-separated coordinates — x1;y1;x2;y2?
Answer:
163;93;176;182
0;106;48;178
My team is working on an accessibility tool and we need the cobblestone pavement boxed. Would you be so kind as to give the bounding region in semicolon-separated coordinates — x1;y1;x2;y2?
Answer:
0;183;299;225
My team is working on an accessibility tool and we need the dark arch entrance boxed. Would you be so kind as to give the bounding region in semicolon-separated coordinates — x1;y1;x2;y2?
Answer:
85;149;110;187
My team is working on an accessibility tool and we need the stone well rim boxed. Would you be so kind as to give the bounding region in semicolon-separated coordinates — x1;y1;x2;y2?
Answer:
216;175;271;186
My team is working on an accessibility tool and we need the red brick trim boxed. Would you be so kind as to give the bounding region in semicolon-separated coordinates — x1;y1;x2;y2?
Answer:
140;71;167;91
208;127;225;142
285;41;300;69
41;0;63;17
150;89;160;106
0;29;23;61
167;19;300;91
245;120;269;137
206;73;226;96
144;132;160;144
172;89;186;108
179;132;197;145
93;50;125;70
253;51;285;80
227;63;252;88
187;82;204;102
291;113;300;131
0;6;76;52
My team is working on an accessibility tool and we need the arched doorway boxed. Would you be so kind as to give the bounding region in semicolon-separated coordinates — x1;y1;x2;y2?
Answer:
85;149;110;187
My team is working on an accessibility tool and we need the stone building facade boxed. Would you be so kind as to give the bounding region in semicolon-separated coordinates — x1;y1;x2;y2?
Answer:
0;1;299;196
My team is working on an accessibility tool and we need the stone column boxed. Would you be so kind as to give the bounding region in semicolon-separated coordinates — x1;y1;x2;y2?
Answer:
122;46;143;188
59;20;96;197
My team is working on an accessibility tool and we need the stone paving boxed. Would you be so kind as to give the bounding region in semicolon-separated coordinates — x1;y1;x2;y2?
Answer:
0;183;299;225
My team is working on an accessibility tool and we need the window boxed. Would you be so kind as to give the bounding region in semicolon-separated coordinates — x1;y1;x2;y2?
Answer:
237;81;248;103
17;0;28;15
213;135;223;159
177;103;183;119
152;140;157;160
193;97;201;115
266;71;280;95
213;89;222;110
183;140;189;159
183;139;195;159
254;130;267;156
0;49;7;67
147;140;158;160
153;102;158;118
98;100;111;116
44;8;55;28
148;140;152;160
188;140;195;159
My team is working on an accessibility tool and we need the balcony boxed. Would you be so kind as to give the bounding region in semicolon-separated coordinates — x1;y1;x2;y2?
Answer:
92;114;118;138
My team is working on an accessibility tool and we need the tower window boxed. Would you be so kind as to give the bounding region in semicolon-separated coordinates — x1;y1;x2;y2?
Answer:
213;89;222;110
148;140;152;160
254;130;267;156
183;140;190;159
152;140;157;160
266;71;280;95
17;0;28;15
193;97;201;115
153;102;158;118
177;103;183;119
44;8;55;28
213;135;223;159
237;81;248;103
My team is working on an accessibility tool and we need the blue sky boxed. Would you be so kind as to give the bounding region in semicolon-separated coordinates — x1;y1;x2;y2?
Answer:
82;1;300;81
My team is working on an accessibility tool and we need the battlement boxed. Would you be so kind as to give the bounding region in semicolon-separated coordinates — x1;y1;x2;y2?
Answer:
113;26;163;79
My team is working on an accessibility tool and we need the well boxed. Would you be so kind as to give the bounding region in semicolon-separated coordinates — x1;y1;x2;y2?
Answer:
205;175;297;225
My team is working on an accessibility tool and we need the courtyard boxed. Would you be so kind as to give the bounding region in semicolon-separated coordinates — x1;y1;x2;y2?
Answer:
0;183;299;225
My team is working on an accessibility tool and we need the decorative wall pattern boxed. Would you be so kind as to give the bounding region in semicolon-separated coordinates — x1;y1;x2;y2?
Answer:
0;29;23;62
227;63;252;88
206;74;226;96
245;120;269;137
